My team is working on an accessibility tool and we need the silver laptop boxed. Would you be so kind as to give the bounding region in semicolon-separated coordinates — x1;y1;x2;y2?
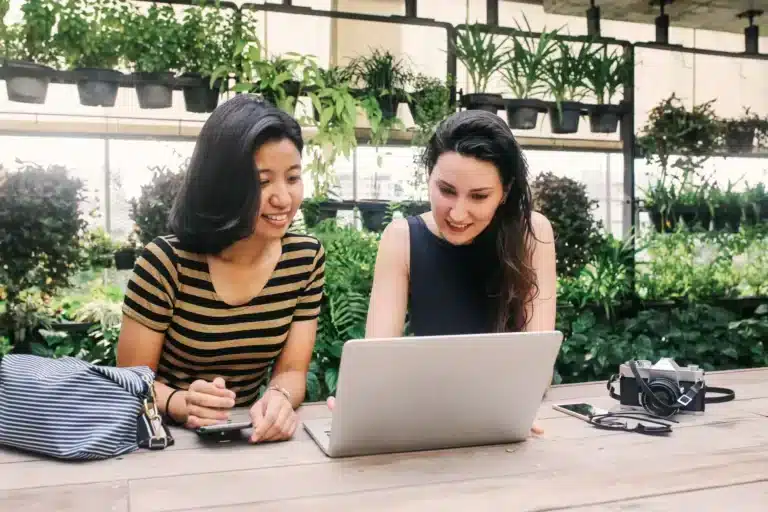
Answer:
303;330;564;458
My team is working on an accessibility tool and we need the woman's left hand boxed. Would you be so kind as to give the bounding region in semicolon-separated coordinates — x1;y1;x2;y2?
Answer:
249;389;298;443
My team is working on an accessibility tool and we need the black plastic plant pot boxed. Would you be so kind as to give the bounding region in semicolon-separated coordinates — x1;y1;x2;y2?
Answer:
548;101;583;134
588;104;622;134
114;248;136;270
724;126;755;154
648;206;676;233
358;200;389;232
712;207;742;233
400;201;430;217
181;73;220;113
505;99;546;130
3;60;53;104
460;93;503;113
75;68;123;107
676;205;711;231
301;201;339;228
134;71;174;109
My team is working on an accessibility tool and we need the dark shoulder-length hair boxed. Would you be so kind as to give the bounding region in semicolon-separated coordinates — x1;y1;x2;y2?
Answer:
169;94;303;254
421;109;539;332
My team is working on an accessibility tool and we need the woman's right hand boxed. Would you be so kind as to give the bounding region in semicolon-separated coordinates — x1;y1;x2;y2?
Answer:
183;377;237;429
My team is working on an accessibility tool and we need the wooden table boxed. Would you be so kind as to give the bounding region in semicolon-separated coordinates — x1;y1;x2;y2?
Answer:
0;368;766;511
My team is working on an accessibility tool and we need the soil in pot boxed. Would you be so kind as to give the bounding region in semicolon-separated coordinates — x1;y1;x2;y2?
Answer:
4;60;53;104
724;126;755;153
134;71;175;109
460;93;502;113
588;104;621;134
549;101;583;134
75;68;123;107
181;73;220;113
505;99;545;130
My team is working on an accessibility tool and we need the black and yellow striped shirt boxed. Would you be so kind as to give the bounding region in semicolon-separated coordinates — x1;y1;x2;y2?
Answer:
122;233;325;406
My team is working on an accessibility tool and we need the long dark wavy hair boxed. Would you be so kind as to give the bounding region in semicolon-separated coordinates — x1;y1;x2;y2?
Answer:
421;109;539;332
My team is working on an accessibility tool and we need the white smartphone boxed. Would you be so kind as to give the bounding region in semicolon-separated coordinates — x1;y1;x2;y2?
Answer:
196;420;253;436
552;402;609;422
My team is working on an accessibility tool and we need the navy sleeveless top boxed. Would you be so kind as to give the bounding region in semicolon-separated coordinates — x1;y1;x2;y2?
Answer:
406;215;501;336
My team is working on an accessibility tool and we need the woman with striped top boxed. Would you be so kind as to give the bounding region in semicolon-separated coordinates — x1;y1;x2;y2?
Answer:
116;95;325;443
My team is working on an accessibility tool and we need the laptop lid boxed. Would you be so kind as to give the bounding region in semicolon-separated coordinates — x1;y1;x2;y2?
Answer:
325;330;564;457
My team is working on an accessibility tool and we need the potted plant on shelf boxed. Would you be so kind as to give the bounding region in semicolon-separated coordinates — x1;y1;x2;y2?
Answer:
583;44;631;133
541;39;595;134
708;182;743;233
54;0;126;107
299;62;360;227
1;0;59;104
178;1;235;113
636;94;721;172
123;3;183;109
719;107;763;154
499;17;560;130
348;48;411;121
642;178;677;233
407;73;453;145
453;23;510;113
742;182;767;225
113;237;138;271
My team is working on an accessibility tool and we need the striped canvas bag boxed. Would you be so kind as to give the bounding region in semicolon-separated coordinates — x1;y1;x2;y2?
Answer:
0;354;174;460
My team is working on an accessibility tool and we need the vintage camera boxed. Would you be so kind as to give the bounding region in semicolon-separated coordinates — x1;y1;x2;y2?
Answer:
608;358;707;418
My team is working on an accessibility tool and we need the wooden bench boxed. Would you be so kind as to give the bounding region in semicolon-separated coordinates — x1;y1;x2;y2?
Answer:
0;367;765;511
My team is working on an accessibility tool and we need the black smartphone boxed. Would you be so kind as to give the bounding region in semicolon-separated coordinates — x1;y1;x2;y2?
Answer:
552;402;609;422
196;420;253;436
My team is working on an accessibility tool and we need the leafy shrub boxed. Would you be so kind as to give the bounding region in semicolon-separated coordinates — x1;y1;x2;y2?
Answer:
130;164;185;246
0;162;87;350
306;221;380;400
531;172;604;277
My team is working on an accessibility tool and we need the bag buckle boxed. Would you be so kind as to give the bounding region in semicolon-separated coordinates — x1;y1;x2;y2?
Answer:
141;377;173;450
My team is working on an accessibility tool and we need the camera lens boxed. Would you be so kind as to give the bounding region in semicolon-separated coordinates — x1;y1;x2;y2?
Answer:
640;377;681;418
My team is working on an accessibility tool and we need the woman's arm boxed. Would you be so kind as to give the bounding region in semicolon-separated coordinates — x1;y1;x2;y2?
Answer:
365;218;411;338
524;212;557;332
116;315;188;422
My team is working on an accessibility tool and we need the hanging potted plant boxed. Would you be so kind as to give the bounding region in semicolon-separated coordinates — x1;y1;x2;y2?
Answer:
349;48;411;121
719;107;762;154
178;1;235;113
583;44;631;133
406;73;453;145
642;178;677;233
1;0;59;104
123;3;183;109
453;23;510;113
542;39;595;134
500;17;560;130
53;0;126;107
636;94;721;172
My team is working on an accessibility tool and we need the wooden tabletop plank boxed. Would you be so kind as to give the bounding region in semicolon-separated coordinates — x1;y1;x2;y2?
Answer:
0;481;129;512
125;416;768;511
563;480;768;512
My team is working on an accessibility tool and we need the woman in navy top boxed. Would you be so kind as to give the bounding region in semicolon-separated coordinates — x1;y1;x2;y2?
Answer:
366;109;556;338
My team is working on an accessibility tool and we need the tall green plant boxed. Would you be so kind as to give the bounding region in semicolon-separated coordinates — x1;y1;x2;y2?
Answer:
179;0;236;80
129;163;186;245
542;39;596;110
123;3;184;73
0;162;87;352
453;23;510;94
3;0;59;65
500;17;561;99
54;0;127;70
